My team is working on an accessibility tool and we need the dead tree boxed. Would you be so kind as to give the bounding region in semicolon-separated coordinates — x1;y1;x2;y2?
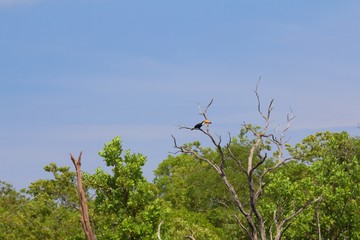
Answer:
70;152;96;240
172;83;320;240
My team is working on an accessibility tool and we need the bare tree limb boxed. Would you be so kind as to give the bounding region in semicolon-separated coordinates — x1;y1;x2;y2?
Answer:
234;214;252;239
227;143;247;174
157;220;164;240
251;153;268;174
179;125;194;130
254;78;274;121
282;196;322;227
198;98;214;120
184;228;196;240
70;152;96;240
273;196;322;240
316;202;322;240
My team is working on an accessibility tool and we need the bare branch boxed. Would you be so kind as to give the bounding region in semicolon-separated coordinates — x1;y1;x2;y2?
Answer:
218;200;230;208
179;125;193;130
70;152;97;240
251;152;268;174
273;209;278;226
273;196;322;240
254;78;275;122
171;134;178;147
282;196;322;226
234;214;251;239
267;99;275;119
185;228;196;240
316;202;322;240
172;134;220;171
157;220;164;240
227;145;247;174
198;98;213;120
204;98;214;114
255;79;263;118
279;111;295;144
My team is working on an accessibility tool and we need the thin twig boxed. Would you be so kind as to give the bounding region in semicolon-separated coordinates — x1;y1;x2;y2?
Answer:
234;214;252;239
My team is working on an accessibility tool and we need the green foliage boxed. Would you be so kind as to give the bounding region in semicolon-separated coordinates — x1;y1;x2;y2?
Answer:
159;208;225;240
1;131;359;239
285;131;360;239
0;165;83;240
27;163;79;209
24;163;83;240
308;132;360;239
156;131;360;239
260;162;316;238
154;140;250;239
0;181;27;239
87;136;162;240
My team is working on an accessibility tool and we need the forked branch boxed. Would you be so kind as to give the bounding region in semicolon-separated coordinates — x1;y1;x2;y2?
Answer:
198;98;214;120
255;78;274;121
273;196;322;240
70;152;96;240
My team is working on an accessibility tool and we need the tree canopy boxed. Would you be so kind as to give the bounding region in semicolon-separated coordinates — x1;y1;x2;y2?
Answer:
0;130;359;239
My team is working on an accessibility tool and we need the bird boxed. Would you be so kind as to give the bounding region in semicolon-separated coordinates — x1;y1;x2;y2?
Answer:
204;119;212;125
191;121;205;130
191;119;212;130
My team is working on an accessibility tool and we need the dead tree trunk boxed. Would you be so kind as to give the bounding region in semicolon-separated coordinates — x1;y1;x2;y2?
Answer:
70;152;96;240
174;82;319;239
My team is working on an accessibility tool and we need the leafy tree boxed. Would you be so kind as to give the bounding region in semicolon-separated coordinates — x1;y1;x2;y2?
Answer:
27;163;79;209
260;160;318;239
288;131;360;239
24;163;84;240
158;207;225;240
1;122;358;239
0;181;28;239
86;136;162;240
0;165;84;240
154;141;250;239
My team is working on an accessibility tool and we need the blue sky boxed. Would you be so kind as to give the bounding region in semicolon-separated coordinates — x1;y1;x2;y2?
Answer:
1;0;359;189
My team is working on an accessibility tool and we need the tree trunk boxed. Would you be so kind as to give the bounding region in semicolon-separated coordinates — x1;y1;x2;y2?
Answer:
70;152;96;240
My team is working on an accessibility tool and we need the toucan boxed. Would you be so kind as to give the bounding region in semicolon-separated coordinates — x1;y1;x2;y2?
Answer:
191;121;204;130
191;119;211;130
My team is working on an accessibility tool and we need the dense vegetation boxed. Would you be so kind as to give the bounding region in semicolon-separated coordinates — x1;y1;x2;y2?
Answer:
0;130;359;239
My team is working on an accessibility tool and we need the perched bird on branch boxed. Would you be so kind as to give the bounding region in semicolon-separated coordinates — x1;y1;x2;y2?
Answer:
191;121;204;130
191;119;212;130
